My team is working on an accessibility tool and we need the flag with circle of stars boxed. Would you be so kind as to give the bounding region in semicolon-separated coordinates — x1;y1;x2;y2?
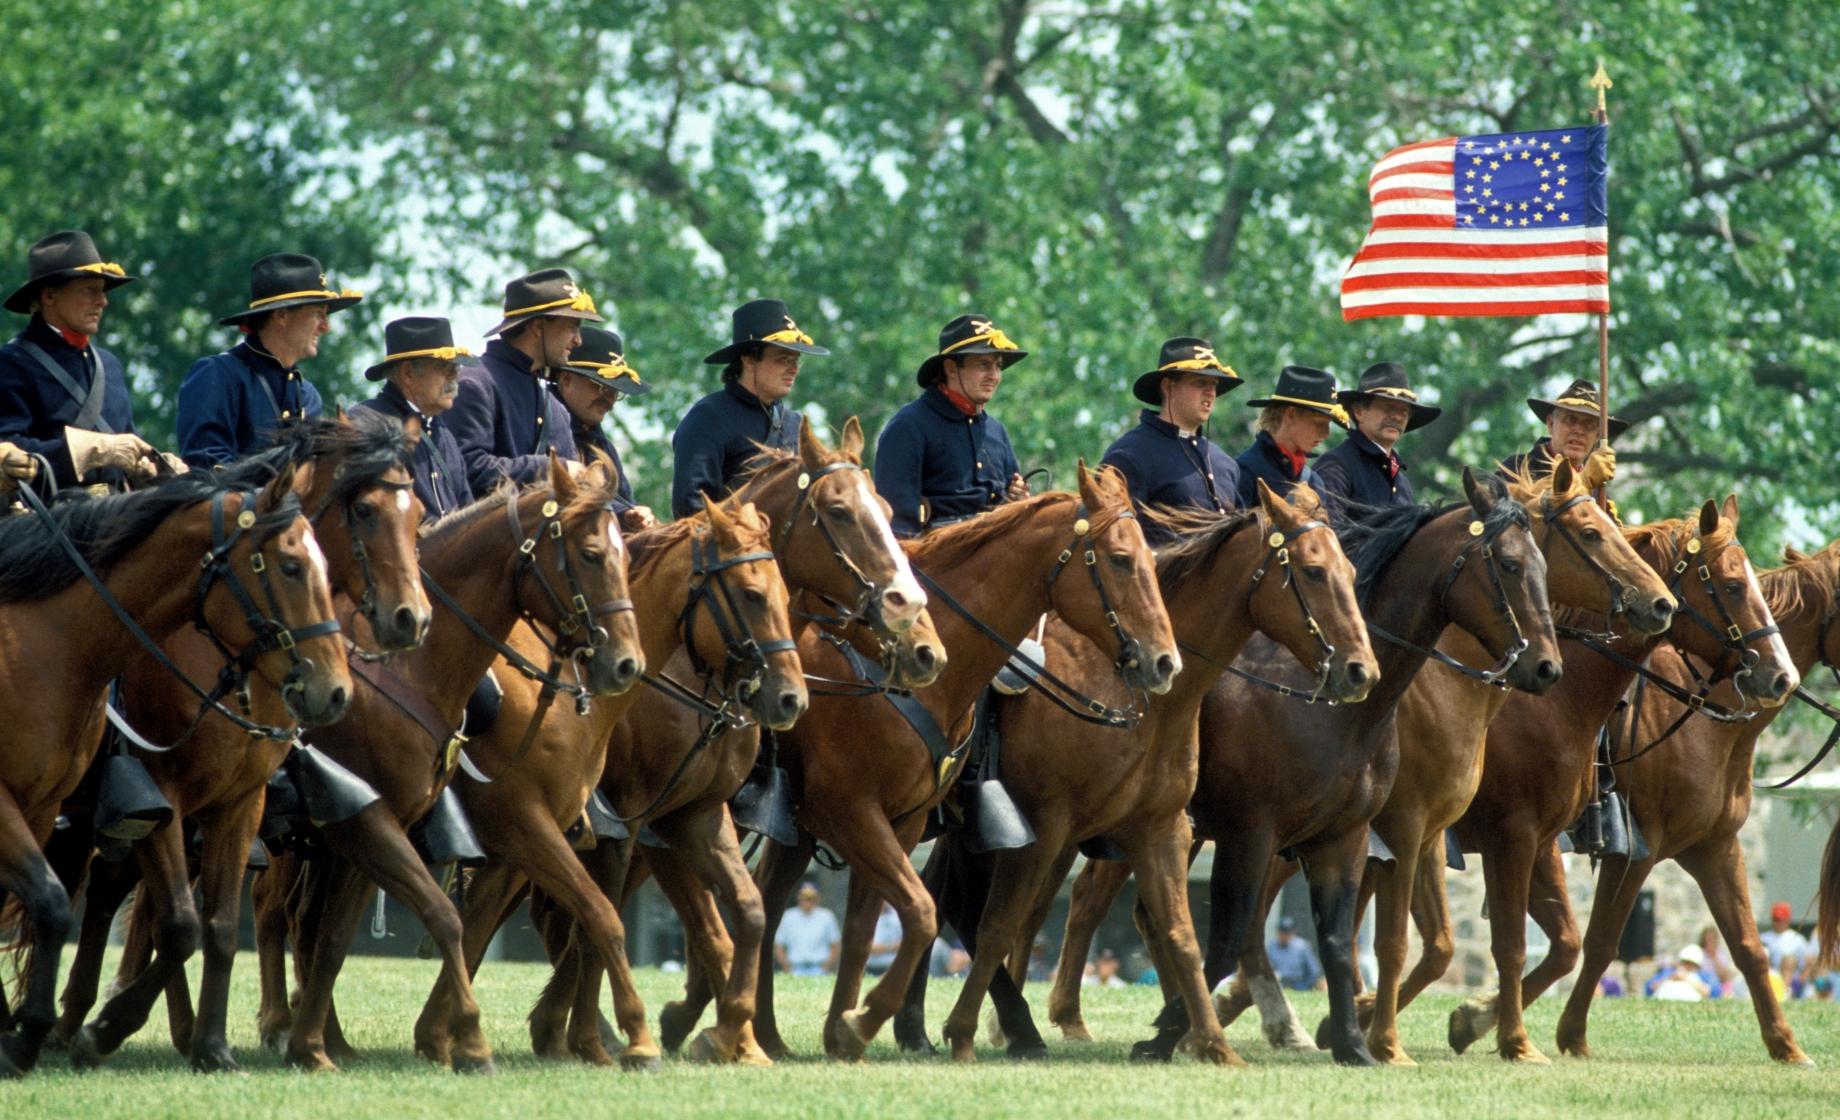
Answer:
1455;126;1607;229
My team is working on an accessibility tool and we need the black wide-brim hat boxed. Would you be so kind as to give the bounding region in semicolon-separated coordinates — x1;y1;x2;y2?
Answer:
1528;376;1629;439
1337;361;1442;432
916;313;1028;387
564;326;650;396
1131;336;1242;406
483;267;603;338
218;252;362;326
1245;365;1349;425
5;230;137;314
363;315;473;381
704;298;829;365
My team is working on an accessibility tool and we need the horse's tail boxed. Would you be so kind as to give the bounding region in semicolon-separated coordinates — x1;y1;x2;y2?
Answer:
0;892;33;1007
1818;815;1840;970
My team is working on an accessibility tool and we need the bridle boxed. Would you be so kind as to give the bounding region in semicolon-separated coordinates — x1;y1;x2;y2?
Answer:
1540;491;1637;620
1369;508;1532;687
308;467;416;660
1178;517;1344;704
777;459;896;633
915;502;1145;728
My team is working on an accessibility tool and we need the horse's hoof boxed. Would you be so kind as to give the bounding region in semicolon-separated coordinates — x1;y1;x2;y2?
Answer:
190;1043;242;1074
1786;1054;1817;1069
1448;1006;1478;1055
737;1036;775;1067
1500;1041;1551;1065
1129;1039;1174;1064
283;1049;340;1074
1057;1021;1095;1043
260;1027;290;1055
658;1002;700;1054
687;1029;729;1064
1334;1043;1381;1068
452;1053;497;1075
619;1049;662;1073
1313;1017;1335;1051
1267;1019;1318;1052
1007;1042;1050;1062
1353;991;1377;1030
69;1024;105;1070
826;1011;872;1062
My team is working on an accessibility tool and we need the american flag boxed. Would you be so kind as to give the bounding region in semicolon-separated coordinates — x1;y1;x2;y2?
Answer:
1340;124;1608;320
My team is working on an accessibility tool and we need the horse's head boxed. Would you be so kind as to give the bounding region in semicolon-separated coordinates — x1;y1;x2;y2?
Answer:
1051;461;1179;695
300;413;431;652
698;496;808;730
516;454;644;696
1445;468;1562;694
882;605;946;690
1658;495;1797;706
1254;481;1375;704
207;462;353;726
765;417;929;636
1530;458;1674;635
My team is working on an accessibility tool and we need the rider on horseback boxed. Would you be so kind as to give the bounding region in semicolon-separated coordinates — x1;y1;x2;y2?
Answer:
1099;336;1244;545
177;252;360;467
0;231;172;494
554;325;657;530
352;315;475;523
671;298;824;518
873;313;1030;538
1233;365;1345;507
1313;362;1443;527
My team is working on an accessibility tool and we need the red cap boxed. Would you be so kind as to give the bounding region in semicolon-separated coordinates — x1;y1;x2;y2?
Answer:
1771;901;1793;922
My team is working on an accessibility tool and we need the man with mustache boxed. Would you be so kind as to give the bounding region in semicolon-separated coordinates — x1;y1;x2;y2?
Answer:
1100;336;1244;545
873;313;1029;538
1501;376;1624;483
554;326;656;530
353;316;474;523
671;298;824;518
1313;362;1442;526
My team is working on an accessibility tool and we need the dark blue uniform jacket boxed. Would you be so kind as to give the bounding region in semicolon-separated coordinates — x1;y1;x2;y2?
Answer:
446;339;576;496
1313;429;1416;526
352;380;474;523
670;379;800;519
176;339;323;468
559;399;636;514
1235;429;1318;508
873;386;1021;538
1100;409;1240;545
0;318;141;488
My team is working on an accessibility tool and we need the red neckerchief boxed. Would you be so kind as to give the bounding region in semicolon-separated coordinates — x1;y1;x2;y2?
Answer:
1277;441;1307;478
1383;450;1402;480
57;327;90;350
940;385;981;417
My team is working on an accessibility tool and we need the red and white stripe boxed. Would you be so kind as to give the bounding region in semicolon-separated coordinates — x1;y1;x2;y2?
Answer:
1341;138;1609;320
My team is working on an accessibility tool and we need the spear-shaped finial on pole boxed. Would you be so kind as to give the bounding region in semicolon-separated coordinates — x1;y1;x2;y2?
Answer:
1590;60;1613;117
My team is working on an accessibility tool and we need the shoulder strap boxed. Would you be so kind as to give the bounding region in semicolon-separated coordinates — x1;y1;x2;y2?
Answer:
234;348;288;423
18;340;111;433
531;380;552;456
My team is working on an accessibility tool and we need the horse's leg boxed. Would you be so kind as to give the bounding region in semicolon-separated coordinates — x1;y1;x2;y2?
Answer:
655;807;769;1065
1393;846;1456;1015
53;854;139;1046
419;857;527;1065
1123;815;1242;1067
975;843;1067;1056
1518;842;1582;1010
750;834;814;1059
821;813;938;1062
528;838;625;1060
938;834;1065;1063
1675;834;1811;1065
820;869;881;1056
893;839;949;1054
1046;856;1130;1041
1215;858;1296;1036
75;821;199;1065
1553;850;1656;1058
647;847;728;1054
188;798;266;1072
1358;828;1427;1065
1299;829;1378;1067
281;856;371;1072
1451;831;1546;1063
0;791;73;1076
251;858;297;1051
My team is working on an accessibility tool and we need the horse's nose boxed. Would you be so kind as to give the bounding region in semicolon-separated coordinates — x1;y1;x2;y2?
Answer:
389;604;425;647
912;642;938;674
1534;658;1563;688
774;687;807;725
1760;668;1794;701
613;656;641;690
1345;660;1374;691
1154;651;1178;682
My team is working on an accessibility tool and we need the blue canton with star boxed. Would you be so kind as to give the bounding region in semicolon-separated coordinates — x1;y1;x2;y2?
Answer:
1454;124;1608;229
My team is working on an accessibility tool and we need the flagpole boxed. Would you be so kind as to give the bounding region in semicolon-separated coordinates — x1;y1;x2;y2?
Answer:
1591;61;1613;448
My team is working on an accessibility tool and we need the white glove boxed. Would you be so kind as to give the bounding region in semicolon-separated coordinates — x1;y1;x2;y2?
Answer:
158;451;190;476
1580;442;1617;490
66;428;156;478
0;442;38;493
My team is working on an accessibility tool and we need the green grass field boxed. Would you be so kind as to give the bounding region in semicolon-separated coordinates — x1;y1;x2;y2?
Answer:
1;954;1834;1118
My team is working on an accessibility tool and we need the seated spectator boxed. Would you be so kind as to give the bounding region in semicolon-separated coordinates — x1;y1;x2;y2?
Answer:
1083;948;1128;989
1697;925;1735;997
866;901;902;976
773;883;841;977
931;935;971;979
1761;901;1812;996
1651;946;1713;1002
1268;916;1324;992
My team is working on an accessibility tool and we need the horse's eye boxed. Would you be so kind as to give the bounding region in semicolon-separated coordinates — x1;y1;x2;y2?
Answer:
1302;565;1328;582
824;505;851;521
1500;559;1523;576
281;559;304;579
581;549;606;567
352;501;375;520
744;587;768;606
1109;553;1132;571
1581;527;1602;542
1724;582;1743;597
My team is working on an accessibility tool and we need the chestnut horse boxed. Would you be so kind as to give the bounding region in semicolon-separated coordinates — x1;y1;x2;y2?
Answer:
1051;469;1563;1066
417;496;806;1071
51;415;428;1072
1324;459;1676;1063
1438;495;1797;1062
0;465;350;1077
255;456;643;1072
522;420;943;1067
1556;538;1840;1064
893;481;1378;1065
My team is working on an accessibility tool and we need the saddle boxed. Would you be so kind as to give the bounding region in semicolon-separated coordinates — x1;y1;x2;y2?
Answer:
259;743;382;856
732;730;799;847
409;785;486;868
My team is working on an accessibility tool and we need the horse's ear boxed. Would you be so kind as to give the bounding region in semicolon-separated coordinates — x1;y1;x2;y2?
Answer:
1075;458;1100;510
1256;477;1287;524
703;492;737;546
335;405;349;423
839;416;865;463
259;458;297;512
400;413;426;449
1721;492;1741;530
1461;466;1492;517
1698;498;1720;537
734;500;771;539
550;451;576;502
1551;457;1576;495
798;416;827;468
1784;547;1809;564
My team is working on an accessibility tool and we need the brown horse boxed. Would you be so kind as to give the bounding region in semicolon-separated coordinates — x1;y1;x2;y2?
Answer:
255;456;643;1072
48;415;428;1072
1554;538;1840;1064
0;465;351;1077
1326;459;1676;1064
416;495;807;1071
894;481;1378;1065
1050;469;1563;1066
1437;495;1797;1062
518;419;944;1066
747;463;1180;1062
